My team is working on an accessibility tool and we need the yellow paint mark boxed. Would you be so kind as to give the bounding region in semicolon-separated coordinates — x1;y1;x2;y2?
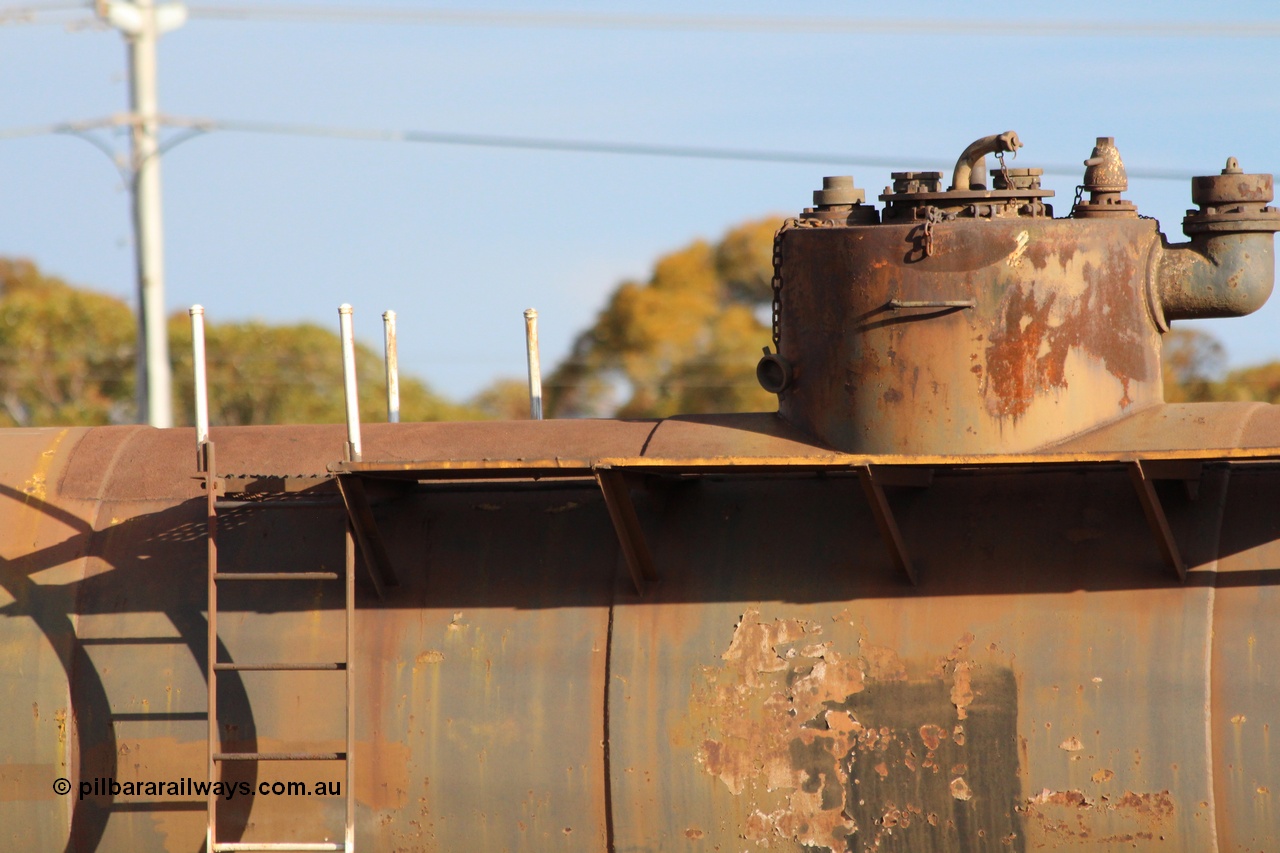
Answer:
1006;230;1029;268
22;429;68;504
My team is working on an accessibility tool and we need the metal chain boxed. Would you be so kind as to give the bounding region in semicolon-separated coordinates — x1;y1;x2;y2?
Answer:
1069;184;1084;218
770;220;791;350
918;206;954;258
995;150;1013;191
770;217;830;350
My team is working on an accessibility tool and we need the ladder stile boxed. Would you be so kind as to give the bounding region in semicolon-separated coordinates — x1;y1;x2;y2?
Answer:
206;440;218;852
205;459;356;850
346;523;356;851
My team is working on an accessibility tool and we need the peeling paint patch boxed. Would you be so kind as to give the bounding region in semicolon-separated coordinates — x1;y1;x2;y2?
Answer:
1020;788;1175;845
693;614;1024;851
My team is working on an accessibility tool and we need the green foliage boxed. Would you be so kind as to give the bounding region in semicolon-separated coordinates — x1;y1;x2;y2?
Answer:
0;257;476;427
169;316;479;426
547;217;783;418
469;377;533;420
0;259;135;426
1220;361;1280;404
1162;326;1280;404
1162;328;1227;403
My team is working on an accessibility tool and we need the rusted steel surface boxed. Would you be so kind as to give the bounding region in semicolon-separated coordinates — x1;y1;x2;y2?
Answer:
765;136;1280;456
774;217;1167;455
0;420;1278;851
5;132;1280;851
1210;466;1280;851
603;467;1267;851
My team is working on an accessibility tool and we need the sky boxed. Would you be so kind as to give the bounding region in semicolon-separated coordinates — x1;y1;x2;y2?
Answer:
2;1;1280;411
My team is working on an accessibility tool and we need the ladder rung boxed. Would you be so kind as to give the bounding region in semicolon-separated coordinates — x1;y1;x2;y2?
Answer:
214;752;346;762
215;499;344;509
214;662;346;672
213;572;340;581
213;840;345;845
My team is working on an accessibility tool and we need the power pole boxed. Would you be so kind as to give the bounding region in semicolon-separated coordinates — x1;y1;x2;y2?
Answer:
99;0;186;427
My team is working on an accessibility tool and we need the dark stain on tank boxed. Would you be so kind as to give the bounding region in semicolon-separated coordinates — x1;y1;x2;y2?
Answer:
839;670;1025;852
695;615;1026;853
790;735;845;811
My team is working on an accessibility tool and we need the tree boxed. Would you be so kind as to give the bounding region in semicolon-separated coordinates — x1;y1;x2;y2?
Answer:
0;256;479;427
0;259;135;426
470;377;534;420
1162;327;1226;403
1220;361;1280;404
168;316;478;426
546;217;781;418
1161;327;1280;404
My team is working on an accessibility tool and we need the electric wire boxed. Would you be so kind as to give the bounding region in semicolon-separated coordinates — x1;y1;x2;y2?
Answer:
2;3;1278;39
0;113;1207;182
0;0;92;25
158;114;1198;182
181;6;1280;39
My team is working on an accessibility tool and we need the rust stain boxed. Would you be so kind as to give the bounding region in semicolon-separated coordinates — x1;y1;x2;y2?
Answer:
983;246;1152;419
919;724;946;751
694;614;1022;850
1020;788;1175;845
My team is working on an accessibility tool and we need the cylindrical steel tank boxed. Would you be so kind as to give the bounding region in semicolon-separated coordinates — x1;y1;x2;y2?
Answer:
3;416;1280;852
768;136;1280;455
2;133;1280;853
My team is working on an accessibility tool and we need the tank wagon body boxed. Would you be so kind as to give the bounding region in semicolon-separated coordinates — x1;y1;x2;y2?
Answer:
2;133;1280;852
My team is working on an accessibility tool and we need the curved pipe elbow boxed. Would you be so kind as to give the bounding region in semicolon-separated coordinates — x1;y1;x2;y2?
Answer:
1154;232;1275;324
951;130;1021;191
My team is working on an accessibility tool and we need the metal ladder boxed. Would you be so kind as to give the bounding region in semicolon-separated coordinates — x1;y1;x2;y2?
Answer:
203;441;356;852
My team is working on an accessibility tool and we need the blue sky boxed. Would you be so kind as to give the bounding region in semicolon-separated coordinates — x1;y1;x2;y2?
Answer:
3;1;1280;404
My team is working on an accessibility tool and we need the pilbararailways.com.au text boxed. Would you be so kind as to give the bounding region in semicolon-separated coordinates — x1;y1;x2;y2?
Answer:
76;777;340;801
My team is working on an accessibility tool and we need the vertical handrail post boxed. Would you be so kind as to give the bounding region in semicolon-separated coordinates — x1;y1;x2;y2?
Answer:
203;440;218;852
190;305;210;472
524;308;543;420
383;310;400;424
339;304;363;462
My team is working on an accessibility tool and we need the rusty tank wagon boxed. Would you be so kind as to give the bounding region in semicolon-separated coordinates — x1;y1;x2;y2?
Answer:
3;131;1280;852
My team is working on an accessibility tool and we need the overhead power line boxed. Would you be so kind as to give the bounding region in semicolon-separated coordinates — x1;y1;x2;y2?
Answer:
180;6;1280;39
0;1;93;25
158;114;1196;182
2;113;1204;182
4;3;1278;38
